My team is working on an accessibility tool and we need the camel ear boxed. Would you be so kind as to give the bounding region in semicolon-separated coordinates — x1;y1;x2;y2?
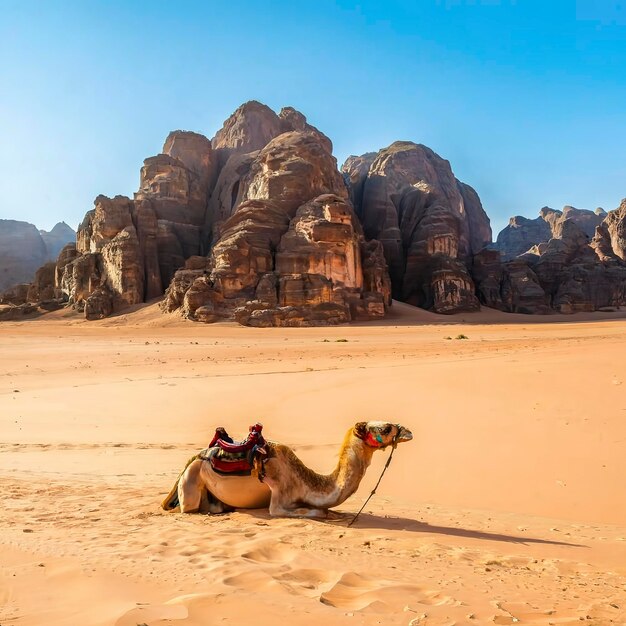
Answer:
354;421;368;438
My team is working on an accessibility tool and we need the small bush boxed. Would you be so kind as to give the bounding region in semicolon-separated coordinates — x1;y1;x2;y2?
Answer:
444;336;452;340
455;334;469;340
336;338;349;342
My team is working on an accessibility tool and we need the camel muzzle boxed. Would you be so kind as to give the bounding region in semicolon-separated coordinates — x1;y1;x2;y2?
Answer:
396;426;413;442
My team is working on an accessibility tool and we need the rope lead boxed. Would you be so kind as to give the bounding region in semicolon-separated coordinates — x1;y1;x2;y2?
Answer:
348;438;397;527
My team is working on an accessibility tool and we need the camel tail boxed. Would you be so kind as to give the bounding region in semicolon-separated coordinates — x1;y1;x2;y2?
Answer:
161;453;200;510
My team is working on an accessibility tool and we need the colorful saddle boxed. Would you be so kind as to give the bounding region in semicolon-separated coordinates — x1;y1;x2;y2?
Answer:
200;423;267;476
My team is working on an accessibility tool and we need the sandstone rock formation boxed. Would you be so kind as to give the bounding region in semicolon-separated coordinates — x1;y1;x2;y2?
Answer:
593;199;626;262
494;206;605;261
164;125;391;326
493;215;552;261
0;283;30;306
342;142;491;313
0;220;75;292
5;102;390;325
474;201;626;313
41;130;218;320
212;101;331;164
5;99;626;323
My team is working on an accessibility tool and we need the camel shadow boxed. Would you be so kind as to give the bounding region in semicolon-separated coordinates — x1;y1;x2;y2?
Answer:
320;512;587;548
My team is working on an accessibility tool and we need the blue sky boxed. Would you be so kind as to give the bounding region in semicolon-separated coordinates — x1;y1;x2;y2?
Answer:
1;0;625;236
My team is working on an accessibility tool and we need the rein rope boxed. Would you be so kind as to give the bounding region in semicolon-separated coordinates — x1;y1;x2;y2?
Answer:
348;434;398;528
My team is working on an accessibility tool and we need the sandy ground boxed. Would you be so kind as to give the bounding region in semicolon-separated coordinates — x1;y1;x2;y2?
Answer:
1;302;625;625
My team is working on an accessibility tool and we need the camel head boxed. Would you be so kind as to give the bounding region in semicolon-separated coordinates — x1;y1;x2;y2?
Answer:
353;421;413;449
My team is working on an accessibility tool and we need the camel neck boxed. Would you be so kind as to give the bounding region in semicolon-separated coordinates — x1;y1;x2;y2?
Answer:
326;432;376;508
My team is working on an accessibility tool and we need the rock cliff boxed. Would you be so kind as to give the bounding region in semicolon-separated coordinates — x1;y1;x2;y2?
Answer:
342;142;491;313
4;100;626;322
5;102;390;324
475;202;626;313
164;125;390;325
494;206;606;261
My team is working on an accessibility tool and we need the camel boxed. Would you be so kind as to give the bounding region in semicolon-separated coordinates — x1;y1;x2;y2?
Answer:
161;421;412;519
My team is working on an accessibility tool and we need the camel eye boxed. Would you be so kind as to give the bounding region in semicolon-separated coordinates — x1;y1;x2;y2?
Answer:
382;425;392;435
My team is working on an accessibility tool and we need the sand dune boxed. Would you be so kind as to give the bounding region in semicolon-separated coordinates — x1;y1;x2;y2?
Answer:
1;307;625;624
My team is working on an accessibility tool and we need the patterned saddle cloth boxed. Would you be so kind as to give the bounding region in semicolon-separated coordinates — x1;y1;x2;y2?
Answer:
200;423;267;476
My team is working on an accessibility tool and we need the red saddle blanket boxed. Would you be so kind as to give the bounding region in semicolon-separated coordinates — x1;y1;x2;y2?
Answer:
201;423;266;475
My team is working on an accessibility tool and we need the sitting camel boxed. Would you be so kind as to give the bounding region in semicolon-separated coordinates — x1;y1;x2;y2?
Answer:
161;421;412;519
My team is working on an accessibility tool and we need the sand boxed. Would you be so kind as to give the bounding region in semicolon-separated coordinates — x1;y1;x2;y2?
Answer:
1;302;625;625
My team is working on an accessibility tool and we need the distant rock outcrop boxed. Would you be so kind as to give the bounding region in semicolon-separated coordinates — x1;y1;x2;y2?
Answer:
0;220;75;292
40;222;76;261
341;142;491;313
474;202;626;313
494;206;605;261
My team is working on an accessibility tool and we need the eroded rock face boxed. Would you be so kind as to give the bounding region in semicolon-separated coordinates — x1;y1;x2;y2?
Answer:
245;132;347;210
494;215;552;261
204;151;257;249
76;195;144;306
593;199;626;262
500;259;550;314
164;126;391;325
472;248;503;309
474;203;626;313
204;104;333;251
12;99;623;323
136;131;215;288
212;101;285;159
212;101;331;161
494;206;605;261
0;283;30;306
342;142;490;313
26;262;56;303
42;130;217;318
342;153;376;218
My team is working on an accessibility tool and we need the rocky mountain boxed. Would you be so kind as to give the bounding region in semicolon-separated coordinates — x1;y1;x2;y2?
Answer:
473;202;626;313
164;126;390;326
3;102;390;324
0;220;75;292
40;222;77;261
494;206;606;260
342;142;491;313
2;100;625;323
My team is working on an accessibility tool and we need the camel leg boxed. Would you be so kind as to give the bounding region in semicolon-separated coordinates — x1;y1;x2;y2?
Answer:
269;503;328;519
289;507;328;519
268;492;327;519
179;459;235;515
178;459;203;513
201;489;235;515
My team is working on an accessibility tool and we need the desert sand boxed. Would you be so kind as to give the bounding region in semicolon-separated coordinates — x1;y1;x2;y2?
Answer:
1;303;625;625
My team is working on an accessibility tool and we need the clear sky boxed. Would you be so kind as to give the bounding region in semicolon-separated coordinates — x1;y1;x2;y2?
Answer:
1;0;625;236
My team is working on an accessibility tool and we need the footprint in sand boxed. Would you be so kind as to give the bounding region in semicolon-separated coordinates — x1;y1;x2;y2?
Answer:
222;569;282;592
319;571;445;613
241;542;295;564
275;568;340;597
